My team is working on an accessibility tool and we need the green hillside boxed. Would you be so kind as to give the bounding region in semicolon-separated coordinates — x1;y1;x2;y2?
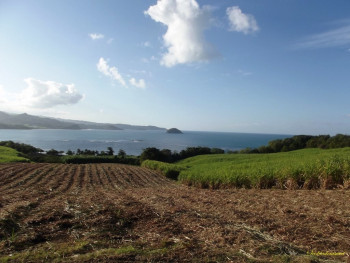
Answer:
0;146;30;163
143;148;350;189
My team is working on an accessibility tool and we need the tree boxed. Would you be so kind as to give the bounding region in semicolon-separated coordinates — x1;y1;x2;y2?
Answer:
140;147;163;162
66;149;74;155
306;135;330;148
257;146;273;153
118;149;126;159
211;148;225;154
47;149;63;156
160;149;173;162
81;149;98;155
107;147;114;156
180;147;211;159
268;139;283;153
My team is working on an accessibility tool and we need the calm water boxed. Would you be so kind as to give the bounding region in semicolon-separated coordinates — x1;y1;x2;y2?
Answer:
0;129;291;155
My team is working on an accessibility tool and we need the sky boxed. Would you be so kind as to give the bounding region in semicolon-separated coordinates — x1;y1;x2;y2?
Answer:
0;0;350;135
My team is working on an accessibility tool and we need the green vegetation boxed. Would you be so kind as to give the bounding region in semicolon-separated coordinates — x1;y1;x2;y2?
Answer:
0;141;140;164
145;148;350;189
141;160;185;179
0;141;42;155
0;146;29;163
0;141;61;163
63;155;139;165
140;146;225;163
4;134;350;189
240;134;350;154
63;148;138;164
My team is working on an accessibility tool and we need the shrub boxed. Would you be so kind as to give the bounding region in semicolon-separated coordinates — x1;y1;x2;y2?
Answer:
63;155;139;165
141;160;185;180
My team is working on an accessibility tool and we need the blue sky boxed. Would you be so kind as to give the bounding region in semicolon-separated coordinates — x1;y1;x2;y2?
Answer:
0;0;350;134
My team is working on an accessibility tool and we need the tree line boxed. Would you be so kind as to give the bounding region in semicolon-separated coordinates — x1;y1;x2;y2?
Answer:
0;141;131;163
238;134;350;154
140;146;224;163
2;134;350;164
0;141;224;164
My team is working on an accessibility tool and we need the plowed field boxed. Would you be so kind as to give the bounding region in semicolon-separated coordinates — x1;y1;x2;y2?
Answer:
0;163;349;262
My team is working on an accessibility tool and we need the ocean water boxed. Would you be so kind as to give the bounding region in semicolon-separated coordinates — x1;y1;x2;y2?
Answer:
0;129;291;155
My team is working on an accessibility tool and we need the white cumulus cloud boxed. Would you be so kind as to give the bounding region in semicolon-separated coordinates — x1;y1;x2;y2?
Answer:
89;33;104;40
226;6;259;34
19;78;83;108
129;78;146;89
97;58;127;87
145;0;216;67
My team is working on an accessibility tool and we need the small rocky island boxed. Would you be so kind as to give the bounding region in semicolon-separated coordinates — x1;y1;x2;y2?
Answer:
166;128;183;134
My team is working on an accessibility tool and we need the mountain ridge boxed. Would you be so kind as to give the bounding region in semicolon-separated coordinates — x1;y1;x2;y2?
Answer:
0;111;166;131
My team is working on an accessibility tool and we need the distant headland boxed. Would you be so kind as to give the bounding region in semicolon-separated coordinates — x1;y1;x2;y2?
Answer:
0;111;165;131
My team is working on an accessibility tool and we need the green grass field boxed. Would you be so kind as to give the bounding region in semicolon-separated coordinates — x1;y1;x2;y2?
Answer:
143;148;350;189
0;146;30;163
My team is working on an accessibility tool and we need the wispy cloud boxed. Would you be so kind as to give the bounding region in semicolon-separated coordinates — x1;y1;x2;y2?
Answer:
129;78;146;89
97;58;147;89
97;58;126;87
89;33;104;40
237;69;252;76
142;41;151;47
296;22;350;49
226;6;259;34
145;0;217;67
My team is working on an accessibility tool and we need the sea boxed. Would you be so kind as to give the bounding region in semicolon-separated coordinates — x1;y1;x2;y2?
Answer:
0;129;292;156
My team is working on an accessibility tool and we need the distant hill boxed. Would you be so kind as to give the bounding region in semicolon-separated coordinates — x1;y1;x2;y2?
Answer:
0;111;166;131
58;118;165;131
113;124;165;131
0;112;81;129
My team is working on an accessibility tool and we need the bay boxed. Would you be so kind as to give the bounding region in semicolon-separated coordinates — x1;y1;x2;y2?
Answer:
0;129;291;155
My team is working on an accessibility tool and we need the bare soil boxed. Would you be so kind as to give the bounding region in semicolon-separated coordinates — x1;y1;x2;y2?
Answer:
0;163;349;262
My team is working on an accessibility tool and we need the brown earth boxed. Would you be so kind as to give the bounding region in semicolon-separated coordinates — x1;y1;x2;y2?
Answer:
0;163;349;262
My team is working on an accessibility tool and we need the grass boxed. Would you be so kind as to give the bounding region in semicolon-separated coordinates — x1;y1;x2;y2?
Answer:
144;148;350;189
0;146;29;163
